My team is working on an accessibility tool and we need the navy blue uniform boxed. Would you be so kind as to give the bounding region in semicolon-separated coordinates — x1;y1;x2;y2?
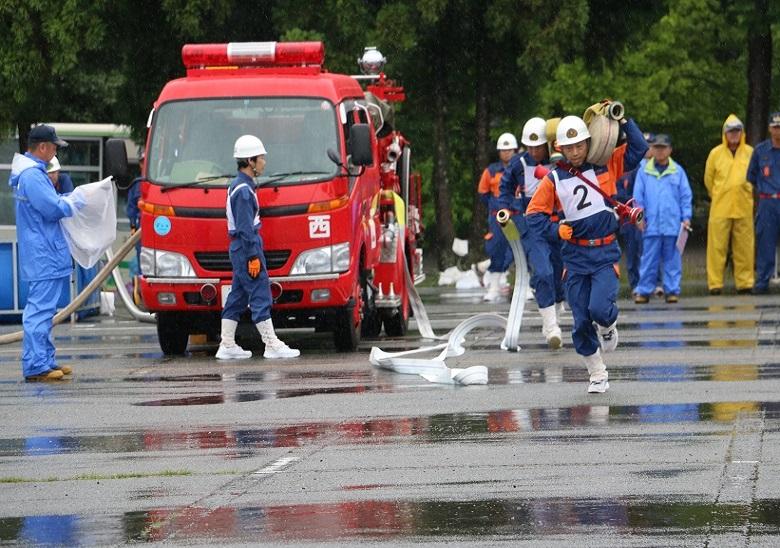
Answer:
747;140;780;290
498;152;565;307
222;172;272;323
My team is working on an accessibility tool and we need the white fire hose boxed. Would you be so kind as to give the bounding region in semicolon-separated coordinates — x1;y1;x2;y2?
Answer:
105;244;156;323
370;214;530;385
0;230;144;345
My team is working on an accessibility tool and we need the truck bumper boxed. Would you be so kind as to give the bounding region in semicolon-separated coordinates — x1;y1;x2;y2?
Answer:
140;272;355;323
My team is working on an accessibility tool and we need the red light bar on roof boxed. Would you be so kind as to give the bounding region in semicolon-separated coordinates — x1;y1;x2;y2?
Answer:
182;41;324;69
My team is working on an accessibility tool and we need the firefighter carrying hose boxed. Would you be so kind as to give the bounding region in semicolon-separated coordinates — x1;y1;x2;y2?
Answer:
498;117;566;348
526;106;647;393
479;132;517;302
215;135;300;360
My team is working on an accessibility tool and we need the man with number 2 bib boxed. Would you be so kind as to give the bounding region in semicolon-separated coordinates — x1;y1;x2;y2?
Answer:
526;110;647;393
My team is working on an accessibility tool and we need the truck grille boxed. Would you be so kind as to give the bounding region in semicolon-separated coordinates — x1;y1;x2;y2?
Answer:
194;250;291;272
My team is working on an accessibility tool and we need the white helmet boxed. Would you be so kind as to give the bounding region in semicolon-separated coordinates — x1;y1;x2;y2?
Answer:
46;156;61;173
233;135;266;158
556;115;590;146
496;132;518;150
521;117;548;146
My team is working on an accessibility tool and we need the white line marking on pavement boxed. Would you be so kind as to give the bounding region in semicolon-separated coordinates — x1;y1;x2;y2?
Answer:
253;456;299;475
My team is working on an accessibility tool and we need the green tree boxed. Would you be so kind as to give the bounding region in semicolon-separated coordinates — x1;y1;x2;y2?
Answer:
0;0;121;149
538;0;761;215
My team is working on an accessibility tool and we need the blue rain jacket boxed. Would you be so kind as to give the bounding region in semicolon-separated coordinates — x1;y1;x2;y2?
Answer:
633;158;692;237
9;153;74;281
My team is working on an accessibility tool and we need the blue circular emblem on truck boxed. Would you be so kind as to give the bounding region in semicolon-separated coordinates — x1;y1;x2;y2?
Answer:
154;216;172;236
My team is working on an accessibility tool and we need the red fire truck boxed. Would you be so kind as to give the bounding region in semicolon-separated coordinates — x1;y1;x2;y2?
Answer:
109;42;424;354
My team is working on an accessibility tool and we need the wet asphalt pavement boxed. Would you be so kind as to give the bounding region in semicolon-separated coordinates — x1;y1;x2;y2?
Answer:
0;287;779;546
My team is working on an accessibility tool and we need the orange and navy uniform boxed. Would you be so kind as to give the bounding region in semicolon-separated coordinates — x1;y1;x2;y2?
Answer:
479;161;513;272
525;118;647;357
478;161;504;200
526;119;647;273
498;151;566;307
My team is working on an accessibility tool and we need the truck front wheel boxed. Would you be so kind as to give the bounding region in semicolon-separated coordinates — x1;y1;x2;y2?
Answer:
156;312;190;355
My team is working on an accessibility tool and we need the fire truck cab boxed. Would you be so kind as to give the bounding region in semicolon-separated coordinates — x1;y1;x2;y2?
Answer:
112;42;424;354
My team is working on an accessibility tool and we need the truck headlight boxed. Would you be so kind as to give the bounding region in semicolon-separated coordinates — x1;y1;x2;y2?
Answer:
140;247;196;277
290;242;350;274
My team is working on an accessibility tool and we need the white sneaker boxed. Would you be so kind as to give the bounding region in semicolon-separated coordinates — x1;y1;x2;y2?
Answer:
216;344;252;360
545;326;562;349
263;342;300;359
539;305;563;349
588;379;610;393
598;323;618;353
483;289;500;302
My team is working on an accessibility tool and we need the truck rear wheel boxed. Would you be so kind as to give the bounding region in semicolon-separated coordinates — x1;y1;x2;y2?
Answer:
156;312;190;355
383;298;409;337
333;305;361;351
360;268;381;338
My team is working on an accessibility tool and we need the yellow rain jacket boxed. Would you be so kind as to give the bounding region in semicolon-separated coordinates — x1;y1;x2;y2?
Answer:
703;114;755;291
704;114;754;219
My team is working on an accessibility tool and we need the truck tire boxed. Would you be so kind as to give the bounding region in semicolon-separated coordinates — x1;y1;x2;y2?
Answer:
333;304;361;351
156;312;189;355
361;308;381;338
383;301;408;337
360;268;381;338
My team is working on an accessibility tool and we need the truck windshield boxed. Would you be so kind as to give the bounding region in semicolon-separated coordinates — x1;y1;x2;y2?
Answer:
147;97;339;187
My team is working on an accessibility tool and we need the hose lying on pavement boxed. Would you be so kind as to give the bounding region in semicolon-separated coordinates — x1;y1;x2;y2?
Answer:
105;245;155;323
370;215;530;385
0;230;142;345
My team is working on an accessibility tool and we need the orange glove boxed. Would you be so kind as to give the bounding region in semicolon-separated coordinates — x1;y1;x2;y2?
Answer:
558;223;573;241
248;257;261;278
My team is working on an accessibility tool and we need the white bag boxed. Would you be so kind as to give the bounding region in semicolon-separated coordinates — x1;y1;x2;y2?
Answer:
60;177;117;268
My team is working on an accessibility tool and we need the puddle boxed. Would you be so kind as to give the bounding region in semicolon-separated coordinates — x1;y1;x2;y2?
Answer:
2;497;779;544
134;385;388;407
490;363;780;385
459;339;768;352
0;352;163;365
4;401;778;457
54;334;159;344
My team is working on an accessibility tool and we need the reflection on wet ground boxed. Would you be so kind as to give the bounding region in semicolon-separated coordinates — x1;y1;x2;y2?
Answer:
119;370;376;384
124;362;780;406
429;293;776;310
0;336;764;363
0;352;163;365
51;333;159;344
490;362;780;384
3;401;777;457
134;385;388;407
1;497;779;544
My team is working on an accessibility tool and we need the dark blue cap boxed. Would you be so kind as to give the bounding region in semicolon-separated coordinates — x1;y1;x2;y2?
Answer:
28;125;68;147
770;112;780;127
652;133;672;147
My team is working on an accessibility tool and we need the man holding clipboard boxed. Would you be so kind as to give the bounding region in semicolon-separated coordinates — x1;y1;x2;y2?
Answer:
632;134;693;304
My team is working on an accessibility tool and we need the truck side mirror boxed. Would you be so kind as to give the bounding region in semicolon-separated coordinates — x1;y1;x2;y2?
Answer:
348;124;373;166
327;148;343;167
105;138;129;182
